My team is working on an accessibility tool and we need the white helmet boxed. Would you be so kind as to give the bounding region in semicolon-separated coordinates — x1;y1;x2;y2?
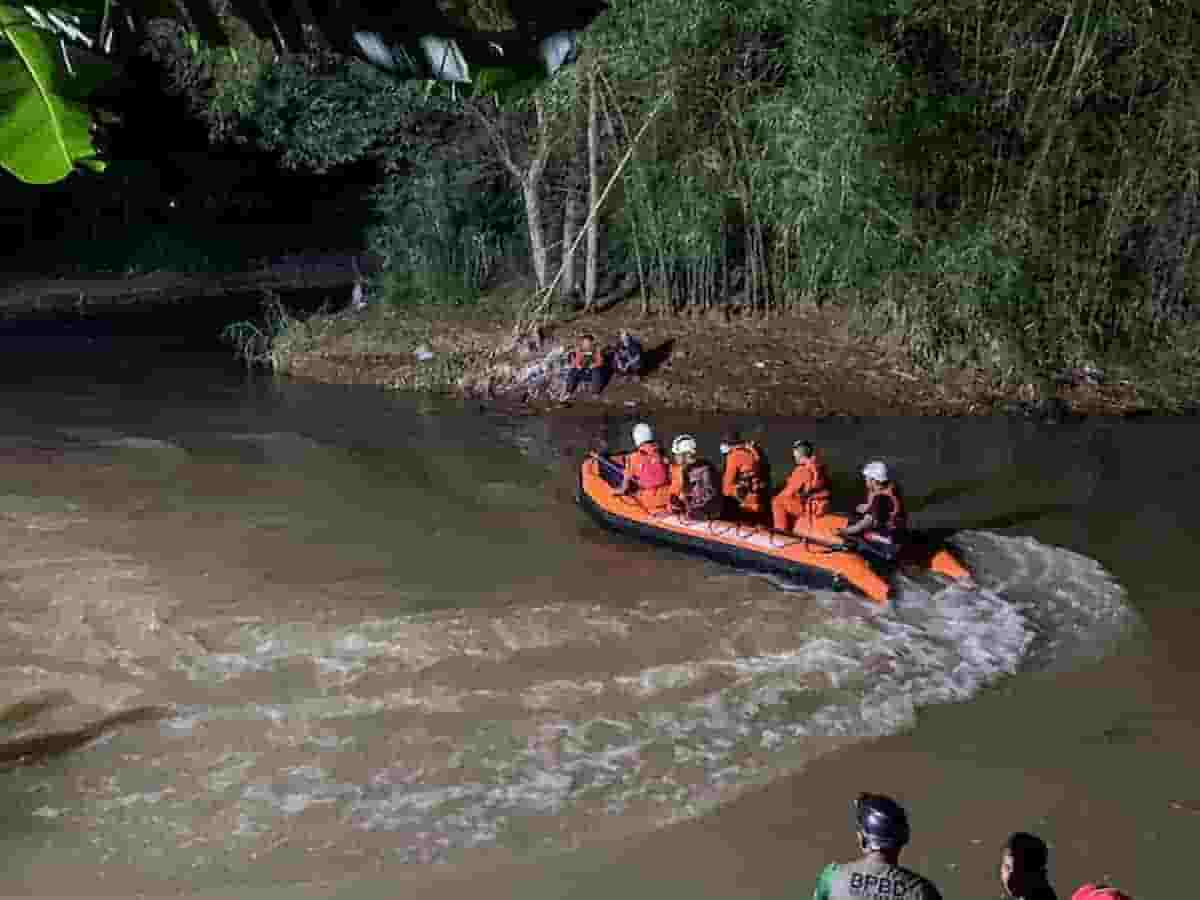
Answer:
862;461;889;482
672;434;698;456
632;423;654;446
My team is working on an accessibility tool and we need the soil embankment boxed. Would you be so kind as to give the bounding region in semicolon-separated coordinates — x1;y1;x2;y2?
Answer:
2;270;1192;418
283;299;1175;420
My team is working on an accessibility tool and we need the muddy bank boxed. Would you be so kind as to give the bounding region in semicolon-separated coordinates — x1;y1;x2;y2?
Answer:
2;268;1191;418
280;300;1190;421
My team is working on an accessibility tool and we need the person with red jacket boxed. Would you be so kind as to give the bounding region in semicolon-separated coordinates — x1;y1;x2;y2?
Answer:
615;422;672;512
772;440;832;533
563;333;609;397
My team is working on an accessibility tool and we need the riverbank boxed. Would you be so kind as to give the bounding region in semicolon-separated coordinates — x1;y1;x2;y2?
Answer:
3;269;1197;417
278;288;1200;420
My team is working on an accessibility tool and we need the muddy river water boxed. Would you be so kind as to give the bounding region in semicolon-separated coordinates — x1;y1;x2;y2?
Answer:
0;330;1195;898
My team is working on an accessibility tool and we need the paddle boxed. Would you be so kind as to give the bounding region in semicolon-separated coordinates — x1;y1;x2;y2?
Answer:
588;451;629;488
838;532;902;563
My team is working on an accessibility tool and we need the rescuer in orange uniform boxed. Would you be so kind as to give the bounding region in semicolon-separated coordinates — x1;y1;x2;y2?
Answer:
772;439;831;533
720;430;769;522
615;422;672;512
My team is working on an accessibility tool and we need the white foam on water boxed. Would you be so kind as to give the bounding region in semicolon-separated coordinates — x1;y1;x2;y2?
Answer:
18;530;1138;872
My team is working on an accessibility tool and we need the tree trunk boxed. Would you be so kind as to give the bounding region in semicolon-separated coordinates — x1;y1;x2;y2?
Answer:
470;96;555;291
559;180;581;299
584;66;600;310
523;177;548;289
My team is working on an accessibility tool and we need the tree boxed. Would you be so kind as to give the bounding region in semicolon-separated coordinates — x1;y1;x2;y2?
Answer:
1;0;610;184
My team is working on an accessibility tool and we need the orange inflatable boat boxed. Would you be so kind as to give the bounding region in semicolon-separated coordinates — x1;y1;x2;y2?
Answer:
577;453;971;605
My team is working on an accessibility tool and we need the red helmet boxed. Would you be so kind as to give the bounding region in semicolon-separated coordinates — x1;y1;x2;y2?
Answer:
1071;885;1132;900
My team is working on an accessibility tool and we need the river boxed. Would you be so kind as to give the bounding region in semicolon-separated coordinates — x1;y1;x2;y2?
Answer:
0;325;1193;899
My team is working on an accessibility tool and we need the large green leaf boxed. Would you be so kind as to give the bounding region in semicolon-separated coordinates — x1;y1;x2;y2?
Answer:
0;5;107;183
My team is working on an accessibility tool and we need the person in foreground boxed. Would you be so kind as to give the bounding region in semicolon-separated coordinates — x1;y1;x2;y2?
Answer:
720;430;769;522
669;434;722;521
772;440;831;533
812;793;942;900
614;422;672;511
1000;832;1057;900
838;461;907;556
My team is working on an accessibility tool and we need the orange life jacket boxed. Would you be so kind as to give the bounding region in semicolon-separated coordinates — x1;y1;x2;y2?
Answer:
723;443;767;497
867;482;907;532
571;347;604;369
627;442;670;490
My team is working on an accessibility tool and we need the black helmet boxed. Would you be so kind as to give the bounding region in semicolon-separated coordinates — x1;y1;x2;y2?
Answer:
855;793;910;850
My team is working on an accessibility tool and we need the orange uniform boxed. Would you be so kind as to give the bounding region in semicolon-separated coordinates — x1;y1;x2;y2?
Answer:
772;455;831;533
722;443;768;519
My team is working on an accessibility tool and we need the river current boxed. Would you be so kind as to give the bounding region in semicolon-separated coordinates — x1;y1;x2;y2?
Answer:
0;330;1184;897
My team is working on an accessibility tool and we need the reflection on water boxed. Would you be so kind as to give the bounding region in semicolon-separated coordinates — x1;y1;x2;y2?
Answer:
0;338;1164;895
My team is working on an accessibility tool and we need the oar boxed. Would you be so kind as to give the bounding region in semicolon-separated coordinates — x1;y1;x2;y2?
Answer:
589;451;630;487
777;528;852;554
838;532;901;563
784;525;898;562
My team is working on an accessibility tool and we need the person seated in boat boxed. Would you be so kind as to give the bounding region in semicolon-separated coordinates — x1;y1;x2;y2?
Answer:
838;460;907;555
1000;832;1057;900
772;440;831;534
563;333;609;397
720;430;769;522
668;434;723;521
613;422;672;511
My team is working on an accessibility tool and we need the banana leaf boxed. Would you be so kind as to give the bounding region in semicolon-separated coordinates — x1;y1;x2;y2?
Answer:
0;5;109;183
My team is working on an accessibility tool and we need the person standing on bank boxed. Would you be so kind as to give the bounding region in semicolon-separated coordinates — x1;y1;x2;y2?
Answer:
812;793;943;900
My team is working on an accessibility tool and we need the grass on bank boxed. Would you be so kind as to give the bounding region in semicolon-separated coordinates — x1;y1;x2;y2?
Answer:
224;284;529;392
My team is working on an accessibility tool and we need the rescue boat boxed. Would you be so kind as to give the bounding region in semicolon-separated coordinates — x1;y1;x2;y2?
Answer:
577;452;971;605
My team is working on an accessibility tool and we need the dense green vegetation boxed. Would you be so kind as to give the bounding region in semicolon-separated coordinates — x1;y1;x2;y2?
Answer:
7;0;1199;383
211;0;1198;378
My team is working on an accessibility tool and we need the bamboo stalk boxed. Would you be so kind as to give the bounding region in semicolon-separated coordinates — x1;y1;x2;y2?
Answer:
515;89;674;334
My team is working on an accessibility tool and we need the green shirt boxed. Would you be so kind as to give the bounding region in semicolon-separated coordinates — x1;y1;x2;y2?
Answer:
813;859;943;900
